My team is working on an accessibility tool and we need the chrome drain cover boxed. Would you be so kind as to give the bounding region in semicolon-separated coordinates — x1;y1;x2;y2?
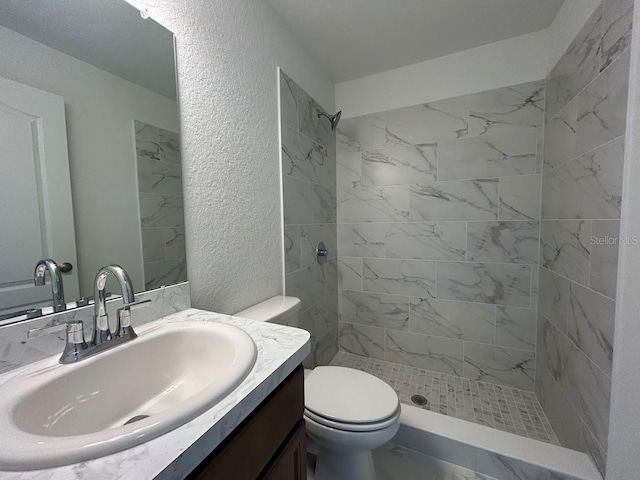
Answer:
411;394;429;406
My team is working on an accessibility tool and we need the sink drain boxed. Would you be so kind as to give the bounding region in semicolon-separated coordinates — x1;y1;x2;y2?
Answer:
411;394;429;406
123;415;150;426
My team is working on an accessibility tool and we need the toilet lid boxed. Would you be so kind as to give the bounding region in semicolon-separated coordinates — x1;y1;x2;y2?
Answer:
305;366;399;424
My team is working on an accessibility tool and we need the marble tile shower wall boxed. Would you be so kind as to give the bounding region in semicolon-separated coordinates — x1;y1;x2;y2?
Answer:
280;71;338;368
336;80;544;392
537;0;632;475
135;121;187;290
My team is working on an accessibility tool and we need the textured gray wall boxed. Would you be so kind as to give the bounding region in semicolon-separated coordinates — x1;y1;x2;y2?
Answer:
142;0;334;314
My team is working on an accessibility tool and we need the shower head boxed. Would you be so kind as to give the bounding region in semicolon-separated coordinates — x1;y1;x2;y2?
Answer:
317;109;342;131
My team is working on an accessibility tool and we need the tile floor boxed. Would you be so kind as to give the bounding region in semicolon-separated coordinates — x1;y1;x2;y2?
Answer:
330;351;560;446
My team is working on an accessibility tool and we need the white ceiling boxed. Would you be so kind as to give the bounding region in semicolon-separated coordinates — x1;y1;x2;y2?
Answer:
0;0;176;99
268;0;565;83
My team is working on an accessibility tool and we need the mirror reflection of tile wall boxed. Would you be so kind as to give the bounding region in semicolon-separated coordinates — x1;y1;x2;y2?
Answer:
135;121;187;290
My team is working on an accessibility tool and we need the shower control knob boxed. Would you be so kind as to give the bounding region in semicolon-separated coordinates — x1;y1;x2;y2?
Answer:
316;242;328;264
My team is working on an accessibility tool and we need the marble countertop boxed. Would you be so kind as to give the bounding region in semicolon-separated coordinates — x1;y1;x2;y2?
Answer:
0;308;311;480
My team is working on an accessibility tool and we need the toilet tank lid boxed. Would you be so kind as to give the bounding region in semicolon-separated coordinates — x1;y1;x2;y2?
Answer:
234;296;301;322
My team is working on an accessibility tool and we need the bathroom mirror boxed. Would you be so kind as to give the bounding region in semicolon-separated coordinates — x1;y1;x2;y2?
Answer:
0;0;185;322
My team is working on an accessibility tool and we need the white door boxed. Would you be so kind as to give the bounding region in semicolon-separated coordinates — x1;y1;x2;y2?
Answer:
0;76;79;314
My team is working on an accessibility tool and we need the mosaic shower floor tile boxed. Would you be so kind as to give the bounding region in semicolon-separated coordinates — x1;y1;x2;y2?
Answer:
329;351;560;446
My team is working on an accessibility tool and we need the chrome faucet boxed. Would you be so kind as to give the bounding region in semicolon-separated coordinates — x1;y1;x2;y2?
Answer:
93;265;136;344
27;264;149;364
34;259;66;313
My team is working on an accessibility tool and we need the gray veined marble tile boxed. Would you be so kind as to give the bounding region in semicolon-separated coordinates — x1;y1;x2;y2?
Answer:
576;49;630;156
545;6;603;122
337;223;386;258
589;219;621;298
325;258;339;299
540;318;612;450
135;120;160;160
535;361;583;451
340;185;410;223
385;329;464;375
362;143;437;186
562;341;612;451
541;220;592;285
342;290;409;330
282;125;335;188
139;193;184;228
298;86;335;151
336;113;386;153
543;96;577;171
338;257;362;291
410;297;495;343
498;174;542;221
337;152;362;189
496;306;537;351
385;222;466;261
299;294;337;340
467;221;539;264
437;262;532;307
438;129;537;181
530;264;539;308
373;443;482;480
142;228;166;262
279;70;298;129
137;157;183;196
543;135;624;220
339;322;386;360
581;423;607;478
538;267;570;332
283;176;335;225
300;224;337;269
463;343;535;390
158;128;180;165
536;122;544;173
568;282;615;376
385;96;469;145
144;257;187;290
477;450;578;480
164;226;186;260
537;318;571;386
285;265;325;310
410;179;499;221
601;0;633;71
284;225;301;273
468;81;545;136
362;258;436;297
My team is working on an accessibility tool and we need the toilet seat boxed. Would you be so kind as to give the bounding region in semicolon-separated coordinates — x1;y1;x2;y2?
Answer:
304;366;400;431
304;406;400;432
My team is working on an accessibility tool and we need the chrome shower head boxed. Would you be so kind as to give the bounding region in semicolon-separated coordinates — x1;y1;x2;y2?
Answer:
317;109;342;131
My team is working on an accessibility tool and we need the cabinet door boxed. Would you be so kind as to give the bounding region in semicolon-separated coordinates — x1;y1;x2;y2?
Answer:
261;420;306;480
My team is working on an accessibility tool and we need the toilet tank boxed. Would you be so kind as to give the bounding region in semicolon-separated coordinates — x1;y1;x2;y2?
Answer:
234;295;301;326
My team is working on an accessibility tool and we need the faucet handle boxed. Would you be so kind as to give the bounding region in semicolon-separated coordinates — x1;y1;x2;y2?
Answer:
28;321;68;339
27;320;84;340
115;299;150;339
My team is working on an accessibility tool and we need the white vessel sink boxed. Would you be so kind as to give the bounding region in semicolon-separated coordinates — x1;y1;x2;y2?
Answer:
0;320;257;470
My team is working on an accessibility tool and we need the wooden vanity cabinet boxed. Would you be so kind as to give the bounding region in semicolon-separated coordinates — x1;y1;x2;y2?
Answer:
187;366;306;480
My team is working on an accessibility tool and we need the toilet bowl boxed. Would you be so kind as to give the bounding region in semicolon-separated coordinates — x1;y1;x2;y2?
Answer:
304;366;400;480
235;296;401;480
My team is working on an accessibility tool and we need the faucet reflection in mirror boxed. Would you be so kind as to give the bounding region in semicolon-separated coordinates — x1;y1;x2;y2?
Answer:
33;259;66;313
27;265;150;364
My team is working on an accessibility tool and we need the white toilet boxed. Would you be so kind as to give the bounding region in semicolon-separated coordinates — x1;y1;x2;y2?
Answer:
236;295;401;480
